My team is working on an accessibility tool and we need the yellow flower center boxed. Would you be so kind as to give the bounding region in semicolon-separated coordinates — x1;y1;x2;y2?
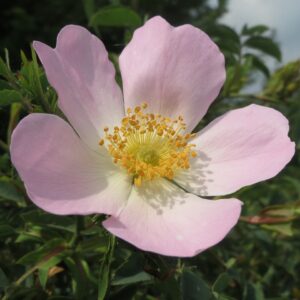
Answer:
99;103;197;187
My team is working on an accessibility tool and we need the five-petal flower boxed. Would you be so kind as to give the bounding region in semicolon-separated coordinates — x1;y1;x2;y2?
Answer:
10;17;295;257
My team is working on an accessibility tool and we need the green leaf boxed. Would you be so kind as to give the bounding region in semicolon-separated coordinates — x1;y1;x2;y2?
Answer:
77;236;108;253
0;56;13;80
217;39;241;55
7;103;22;144
21;210;75;233
82;0;95;19
244;283;265;300
244;36;281;61
112;271;152;286
90;6;142;28
64;257;90;299
48;297;73;300
262;223;293;236
38;254;64;288
0;267;9;291
31;45;52;112
98;235;115;300
207;24;241;55
0;176;24;202
245;54;270;77
212;273;231;294
17;238;66;265
242;24;269;36
0;224;15;238
207;24;240;44
180;270;212;300
15;232;43;243
0;79;11;89
0;89;22;107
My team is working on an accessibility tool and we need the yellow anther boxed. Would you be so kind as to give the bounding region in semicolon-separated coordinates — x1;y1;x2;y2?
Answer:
134;106;141;113
99;103;197;187
122;117;129;125
191;151;197;158
134;176;142;187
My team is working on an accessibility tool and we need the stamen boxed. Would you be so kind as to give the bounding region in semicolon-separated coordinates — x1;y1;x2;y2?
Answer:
99;103;197;187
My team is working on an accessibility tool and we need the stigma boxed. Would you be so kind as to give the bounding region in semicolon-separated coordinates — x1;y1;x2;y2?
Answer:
99;103;197;187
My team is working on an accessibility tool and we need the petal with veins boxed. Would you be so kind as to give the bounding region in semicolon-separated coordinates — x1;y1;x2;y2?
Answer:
120;16;225;132
33;25;124;151
174;104;295;196
103;179;242;257
10;114;132;215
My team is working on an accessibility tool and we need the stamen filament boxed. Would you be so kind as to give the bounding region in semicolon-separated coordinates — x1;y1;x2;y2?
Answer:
99;103;197;186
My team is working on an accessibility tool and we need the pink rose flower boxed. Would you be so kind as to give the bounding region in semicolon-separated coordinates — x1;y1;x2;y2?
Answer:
10;17;295;257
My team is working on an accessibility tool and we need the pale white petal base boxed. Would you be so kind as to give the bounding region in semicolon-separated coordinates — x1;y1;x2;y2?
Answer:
103;179;242;257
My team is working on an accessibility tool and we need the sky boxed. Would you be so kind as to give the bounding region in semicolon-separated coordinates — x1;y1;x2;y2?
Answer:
211;0;300;66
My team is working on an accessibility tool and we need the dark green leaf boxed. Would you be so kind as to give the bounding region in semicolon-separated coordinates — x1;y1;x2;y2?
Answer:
262;223;293;236
180;270;212;300
0;176;24;202
90;6;142;28
0;56;13;80
38;254;64;288
245;53;270;77
98;235;115;300
212;273;231;294
0;224;15;238
112;271;152;286
244;283;265;300
17;238;66;265
207;24;240;44
0;89;22;107
0;79;11;89
0;267;9;290
242;25;269;36
77;236;108;253
244;36;281;61
82;0;95;19
64;257;90;300
48;297;74;300
21;210;75;232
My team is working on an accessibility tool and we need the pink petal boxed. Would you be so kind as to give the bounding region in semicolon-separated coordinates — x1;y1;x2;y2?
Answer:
33;25;124;151
103;179;242;257
119;16;225;132
174;104;295;196
10;114;132;215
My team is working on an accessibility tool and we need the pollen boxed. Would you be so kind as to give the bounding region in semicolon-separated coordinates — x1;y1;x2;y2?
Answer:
99;103;197;187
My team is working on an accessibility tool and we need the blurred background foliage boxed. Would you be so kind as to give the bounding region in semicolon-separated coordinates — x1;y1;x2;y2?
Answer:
0;0;300;299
